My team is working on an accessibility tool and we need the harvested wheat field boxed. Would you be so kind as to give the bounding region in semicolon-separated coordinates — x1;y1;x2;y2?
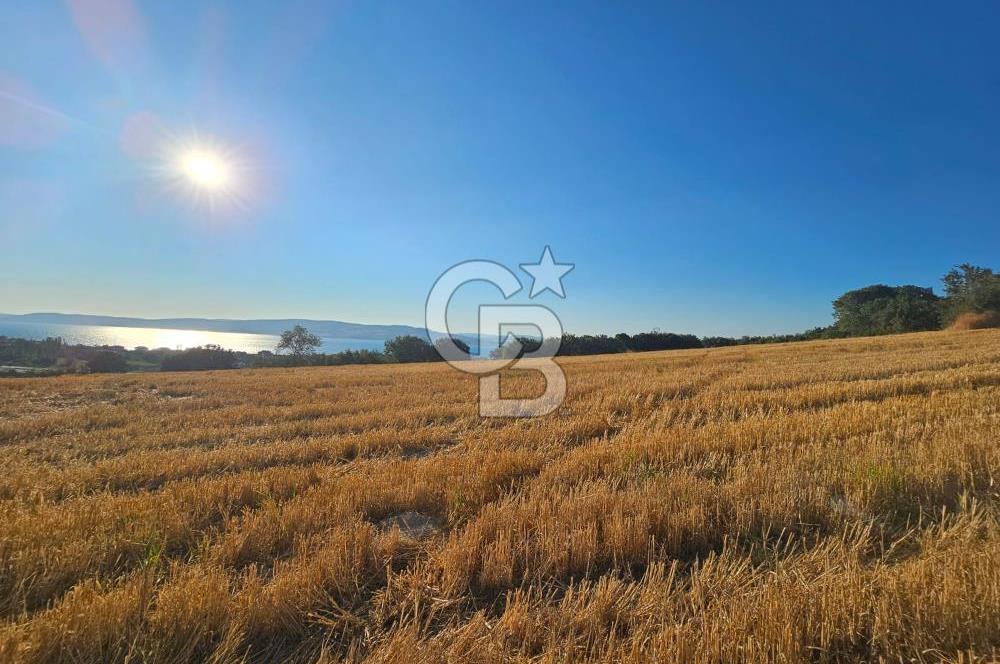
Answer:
1;330;999;663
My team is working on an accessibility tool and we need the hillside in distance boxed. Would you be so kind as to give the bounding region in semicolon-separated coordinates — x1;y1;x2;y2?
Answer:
0;312;441;342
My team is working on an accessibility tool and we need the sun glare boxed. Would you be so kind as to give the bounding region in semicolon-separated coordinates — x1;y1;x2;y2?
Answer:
151;133;256;212
179;149;232;190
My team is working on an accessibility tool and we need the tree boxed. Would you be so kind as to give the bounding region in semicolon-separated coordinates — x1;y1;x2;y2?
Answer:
87;350;128;373
433;336;471;360
384;335;438;363
832;285;941;337
275;325;322;360
941;264;1000;322
619;332;703;352
701;336;739;348
558;334;626;355
490;335;543;360
161;345;238;371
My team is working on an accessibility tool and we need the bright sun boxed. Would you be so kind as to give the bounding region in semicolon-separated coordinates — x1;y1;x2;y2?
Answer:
156;135;252;211
179;149;232;190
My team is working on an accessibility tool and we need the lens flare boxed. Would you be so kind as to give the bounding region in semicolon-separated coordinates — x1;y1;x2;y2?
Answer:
135;125;262;215
179;149;231;190
157;137;252;212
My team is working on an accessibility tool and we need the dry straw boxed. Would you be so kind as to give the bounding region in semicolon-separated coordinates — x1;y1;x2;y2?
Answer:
1;329;999;662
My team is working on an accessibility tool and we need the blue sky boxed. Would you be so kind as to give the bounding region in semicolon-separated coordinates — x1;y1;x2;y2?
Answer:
2;1;998;336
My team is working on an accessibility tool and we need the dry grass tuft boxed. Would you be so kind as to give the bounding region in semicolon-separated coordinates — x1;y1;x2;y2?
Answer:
950;310;1000;330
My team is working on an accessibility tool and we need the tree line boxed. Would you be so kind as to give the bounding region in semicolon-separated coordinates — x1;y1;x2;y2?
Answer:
826;263;999;337
3;263;996;376
0;330;471;375
486;263;999;357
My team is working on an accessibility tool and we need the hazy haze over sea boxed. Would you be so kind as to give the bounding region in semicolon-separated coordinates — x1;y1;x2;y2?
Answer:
0;321;385;354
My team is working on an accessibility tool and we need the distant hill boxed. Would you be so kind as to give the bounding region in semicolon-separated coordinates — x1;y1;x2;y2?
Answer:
0;312;459;343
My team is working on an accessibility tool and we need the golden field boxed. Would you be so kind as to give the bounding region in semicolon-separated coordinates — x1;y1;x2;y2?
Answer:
1;329;999;663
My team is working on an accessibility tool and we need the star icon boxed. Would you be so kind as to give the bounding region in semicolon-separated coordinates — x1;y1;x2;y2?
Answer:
520;246;574;298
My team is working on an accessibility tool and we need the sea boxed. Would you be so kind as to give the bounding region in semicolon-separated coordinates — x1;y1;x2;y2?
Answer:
0;321;385;354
